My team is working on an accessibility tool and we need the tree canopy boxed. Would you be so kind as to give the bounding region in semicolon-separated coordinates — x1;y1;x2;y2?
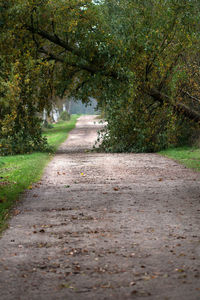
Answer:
0;0;200;154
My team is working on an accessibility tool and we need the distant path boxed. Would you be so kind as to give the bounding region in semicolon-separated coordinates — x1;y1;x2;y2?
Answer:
0;115;199;300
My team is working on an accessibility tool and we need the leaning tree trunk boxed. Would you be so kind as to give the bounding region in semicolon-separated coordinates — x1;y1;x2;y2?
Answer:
148;88;200;123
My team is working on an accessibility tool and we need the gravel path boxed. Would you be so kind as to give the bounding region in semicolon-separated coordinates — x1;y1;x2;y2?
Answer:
0;115;200;300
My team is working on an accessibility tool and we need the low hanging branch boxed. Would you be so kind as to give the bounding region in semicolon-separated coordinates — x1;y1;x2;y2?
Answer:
25;25;98;74
175;102;200;123
148;88;200;123
25;24;200;124
25;25;127;81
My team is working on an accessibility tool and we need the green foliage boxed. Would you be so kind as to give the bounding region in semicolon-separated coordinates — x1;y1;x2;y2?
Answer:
42;121;54;129
59;111;71;121
97;95;197;153
0;1;56;155
0;0;200;153
0;51;55;154
96;0;200;152
0;129;49;156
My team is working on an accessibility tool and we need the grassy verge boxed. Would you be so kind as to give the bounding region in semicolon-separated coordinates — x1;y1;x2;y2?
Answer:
159;146;200;172
0;115;79;232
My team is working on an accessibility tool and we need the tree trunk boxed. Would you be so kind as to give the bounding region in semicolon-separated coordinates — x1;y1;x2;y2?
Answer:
148;88;200;123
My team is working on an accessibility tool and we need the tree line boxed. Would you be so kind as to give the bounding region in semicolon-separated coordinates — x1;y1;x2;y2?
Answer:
0;0;199;154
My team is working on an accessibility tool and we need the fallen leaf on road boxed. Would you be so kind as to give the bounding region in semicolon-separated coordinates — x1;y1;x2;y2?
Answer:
175;268;185;273
59;282;74;289
13;209;20;216
131;290;151;296
113;187;119;191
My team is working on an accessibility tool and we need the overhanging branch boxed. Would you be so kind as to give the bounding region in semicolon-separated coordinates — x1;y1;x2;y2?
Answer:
39;48;64;63
26;25;98;74
38;47;100;75
148;88;200;123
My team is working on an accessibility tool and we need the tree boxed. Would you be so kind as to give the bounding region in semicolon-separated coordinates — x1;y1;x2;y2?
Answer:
0;1;54;154
95;0;200;151
0;0;200;154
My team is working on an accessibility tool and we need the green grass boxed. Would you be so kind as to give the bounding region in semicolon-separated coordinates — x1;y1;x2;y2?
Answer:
43;115;79;150
159;146;200;172
0;115;79;232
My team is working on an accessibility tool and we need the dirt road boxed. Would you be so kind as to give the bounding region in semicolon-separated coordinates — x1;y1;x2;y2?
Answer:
0;115;200;300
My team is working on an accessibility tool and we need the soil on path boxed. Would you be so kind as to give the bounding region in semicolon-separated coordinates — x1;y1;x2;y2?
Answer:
0;115;200;300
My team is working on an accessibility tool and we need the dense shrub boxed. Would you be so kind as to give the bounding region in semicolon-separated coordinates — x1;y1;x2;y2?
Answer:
59;111;70;121
97;94;198;153
0;110;50;155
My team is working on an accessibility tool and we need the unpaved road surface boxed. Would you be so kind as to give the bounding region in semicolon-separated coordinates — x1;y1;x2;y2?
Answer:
0;115;200;300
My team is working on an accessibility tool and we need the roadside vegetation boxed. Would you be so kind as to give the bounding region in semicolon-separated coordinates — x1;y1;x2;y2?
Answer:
159;146;200;172
0;115;79;232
